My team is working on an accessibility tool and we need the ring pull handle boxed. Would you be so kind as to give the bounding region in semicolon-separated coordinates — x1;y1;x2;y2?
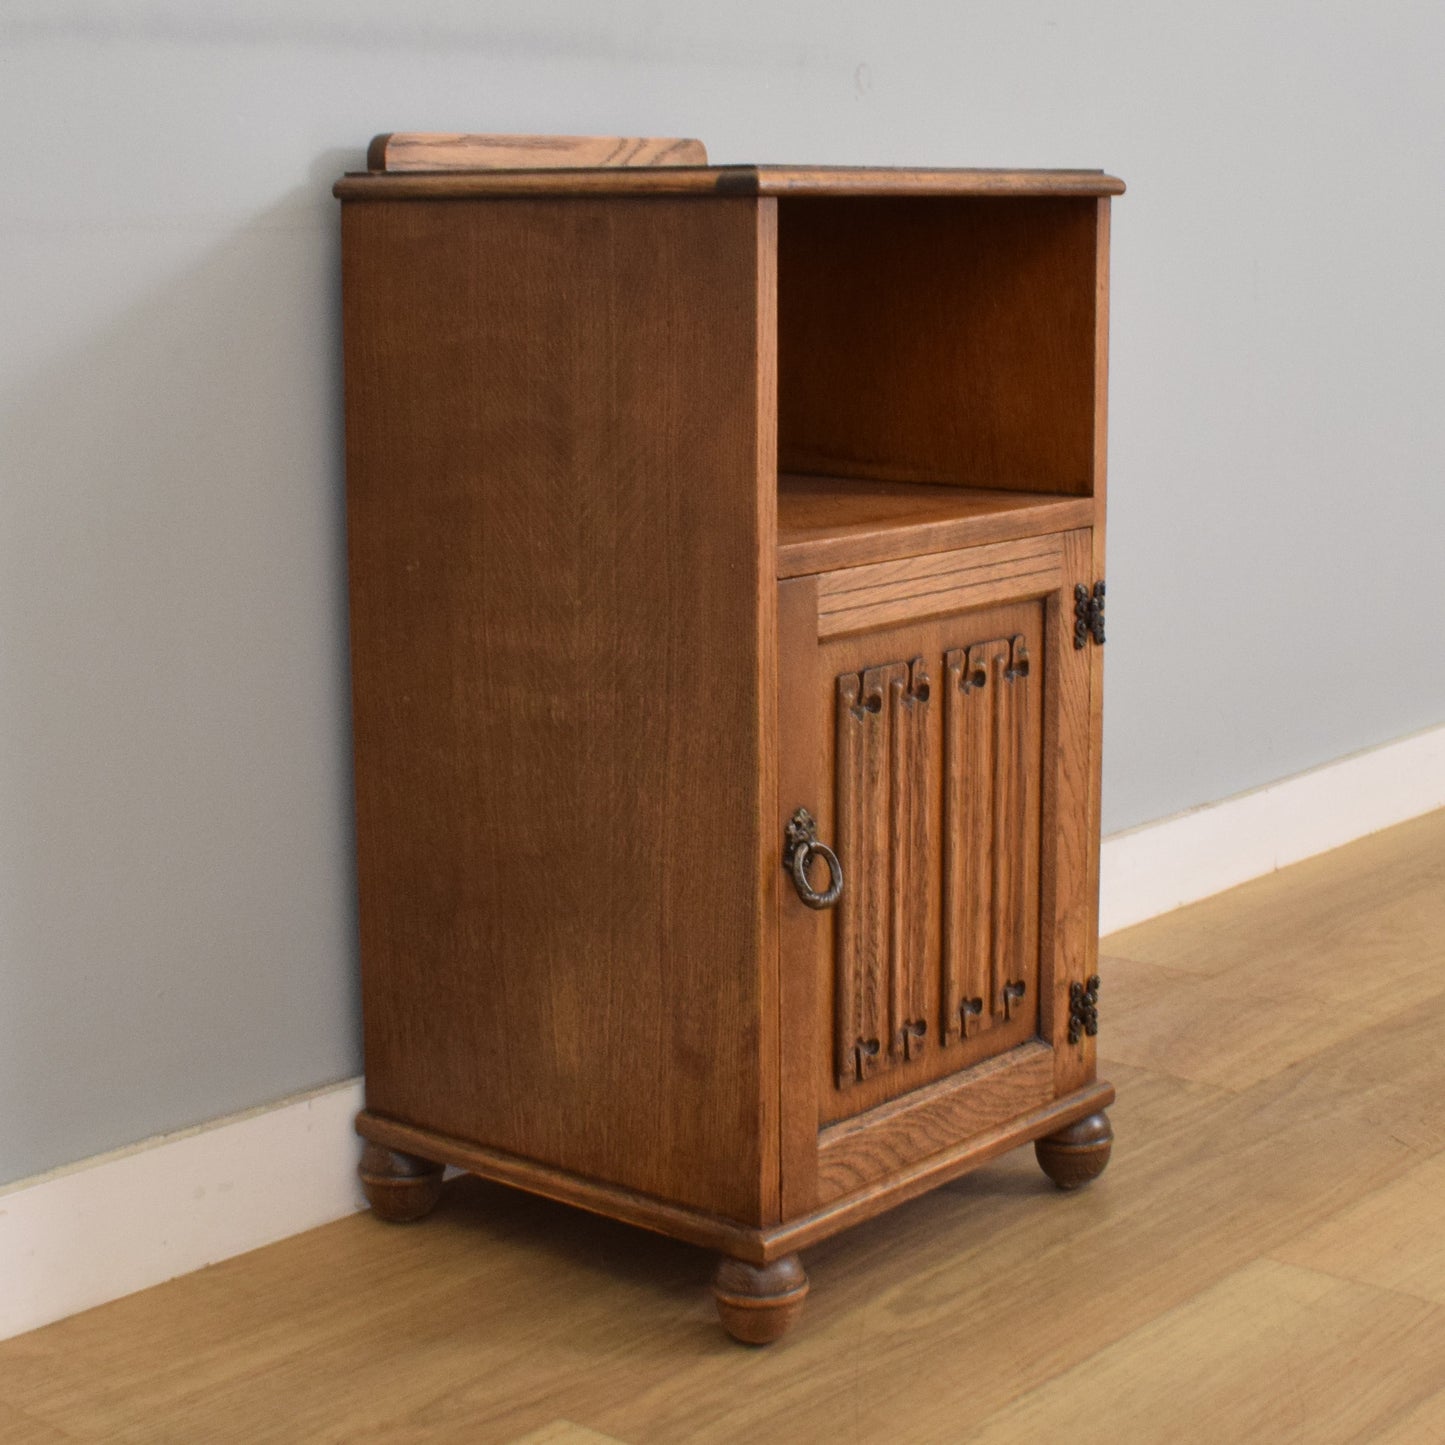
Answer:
783;807;844;910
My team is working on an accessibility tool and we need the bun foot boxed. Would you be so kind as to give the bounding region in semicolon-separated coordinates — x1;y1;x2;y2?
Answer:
712;1254;809;1344
1035;1110;1113;1190
359;1142;445;1222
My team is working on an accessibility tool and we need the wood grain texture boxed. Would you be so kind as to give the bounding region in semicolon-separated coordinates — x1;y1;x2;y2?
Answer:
942;643;992;1040
1101;954;1412;1093
990;636;1027;1022
968;1260;1445;1445
335;166;1117;1335
367;133;707;172
810;600;1047;1125
777;197;1102;493
335;165;1126;201
1047;529;1101;1097
939;635;1038;1041
760;167;1125;198
1273;1149;1445;1306
507;1423;630;1445
768;1081;1113;1256
752;199;783;1226
355;1109;763;1260
1086;200;1111;1005
355;1085;1109;1269
342;196;777;1225
0;1401;72;1445
832;665;900;1087
831;658;934;1087
1034;1109;1113;1190
1100;808;1445;1093
9;814;1443;1441
1090;196;1113;542
775;576;824;1219
894;658;933;1062
816;1042;1055;1200
710;1255;809;1345
776;474;1093;576
814;536;1065;638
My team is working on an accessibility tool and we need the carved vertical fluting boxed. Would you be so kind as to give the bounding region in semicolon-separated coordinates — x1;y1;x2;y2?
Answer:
941;650;966;1043
887;669;908;1063
835;665;901;1085
1005;635;1035;1021
991;641;1018;1021
835;658;930;1087
943;640;1008;1042
892;658;931;1061
834;674;866;1087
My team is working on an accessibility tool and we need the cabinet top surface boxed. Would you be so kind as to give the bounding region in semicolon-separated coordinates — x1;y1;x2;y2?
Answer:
333;164;1125;202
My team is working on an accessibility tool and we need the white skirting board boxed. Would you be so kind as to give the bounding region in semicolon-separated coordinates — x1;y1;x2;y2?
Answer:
1098;721;1445;935
2;720;1442;1343
0;1078;366;1342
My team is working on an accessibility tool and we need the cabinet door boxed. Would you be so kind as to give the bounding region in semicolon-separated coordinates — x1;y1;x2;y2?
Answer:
777;530;1099;1212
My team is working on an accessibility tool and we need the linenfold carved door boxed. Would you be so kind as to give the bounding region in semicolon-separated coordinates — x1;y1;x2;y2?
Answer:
777;530;1099;1208
817;598;1044;1124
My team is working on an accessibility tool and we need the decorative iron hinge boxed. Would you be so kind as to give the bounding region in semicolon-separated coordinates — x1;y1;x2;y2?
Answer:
1074;581;1106;649
1068;974;1101;1044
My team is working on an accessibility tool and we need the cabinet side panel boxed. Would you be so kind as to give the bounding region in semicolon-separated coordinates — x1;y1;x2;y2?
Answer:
1088;199;1111;949
342;197;774;1223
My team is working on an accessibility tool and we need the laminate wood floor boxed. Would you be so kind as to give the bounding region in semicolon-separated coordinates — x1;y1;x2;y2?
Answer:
3;810;1444;1444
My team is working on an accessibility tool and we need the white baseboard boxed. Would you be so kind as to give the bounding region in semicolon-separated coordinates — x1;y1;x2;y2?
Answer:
0;1078;365;1342
1099;721;1445;936
3;722;1442;1343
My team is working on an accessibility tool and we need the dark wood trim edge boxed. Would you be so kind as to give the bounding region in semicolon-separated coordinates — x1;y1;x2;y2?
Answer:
333;166;1126;203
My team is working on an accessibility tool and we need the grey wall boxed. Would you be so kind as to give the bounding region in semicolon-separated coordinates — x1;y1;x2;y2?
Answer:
3;3;1442;1186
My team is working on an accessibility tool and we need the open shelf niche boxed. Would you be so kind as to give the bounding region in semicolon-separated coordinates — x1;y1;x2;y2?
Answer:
773;193;1105;575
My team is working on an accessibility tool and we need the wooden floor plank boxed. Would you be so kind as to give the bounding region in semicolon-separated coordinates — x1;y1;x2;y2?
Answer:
506;1426;632;1445
0;808;1442;1443
1097;951;1385;1090
965;1258;1445;1444
0;1400;79;1444
1272;1151;1445;1307
1364;1385;1445;1444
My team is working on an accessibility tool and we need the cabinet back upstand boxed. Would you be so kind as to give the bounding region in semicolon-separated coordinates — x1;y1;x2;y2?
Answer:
337;134;1124;1344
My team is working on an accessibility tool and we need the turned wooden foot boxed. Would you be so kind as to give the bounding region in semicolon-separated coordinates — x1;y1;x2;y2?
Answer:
1035;1110;1113;1190
358;1142;445;1222
712;1254;809;1344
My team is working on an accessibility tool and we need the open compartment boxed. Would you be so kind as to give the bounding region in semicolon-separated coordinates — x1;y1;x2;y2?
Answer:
774;194;1105;574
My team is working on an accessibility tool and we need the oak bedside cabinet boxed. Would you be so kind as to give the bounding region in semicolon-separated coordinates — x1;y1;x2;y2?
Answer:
337;133;1123;1344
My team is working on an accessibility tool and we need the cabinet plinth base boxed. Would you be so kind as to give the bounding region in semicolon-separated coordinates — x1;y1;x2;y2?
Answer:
1034;1109;1113;1190
354;1080;1113;1254
355;1078;1112;1338
358;1142;445;1222
712;1254;809;1344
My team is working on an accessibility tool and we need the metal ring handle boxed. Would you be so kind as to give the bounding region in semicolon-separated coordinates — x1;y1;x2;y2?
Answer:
783;807;844;910
791;839;843;910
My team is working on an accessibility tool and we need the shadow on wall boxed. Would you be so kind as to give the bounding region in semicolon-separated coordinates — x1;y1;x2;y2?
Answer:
0;154;366;1185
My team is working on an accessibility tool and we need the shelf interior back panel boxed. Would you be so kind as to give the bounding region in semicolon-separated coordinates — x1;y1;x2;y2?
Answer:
776;195;1103;497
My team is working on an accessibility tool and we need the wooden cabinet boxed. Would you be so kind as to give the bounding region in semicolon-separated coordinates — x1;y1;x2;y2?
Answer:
337;135;1123;1343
